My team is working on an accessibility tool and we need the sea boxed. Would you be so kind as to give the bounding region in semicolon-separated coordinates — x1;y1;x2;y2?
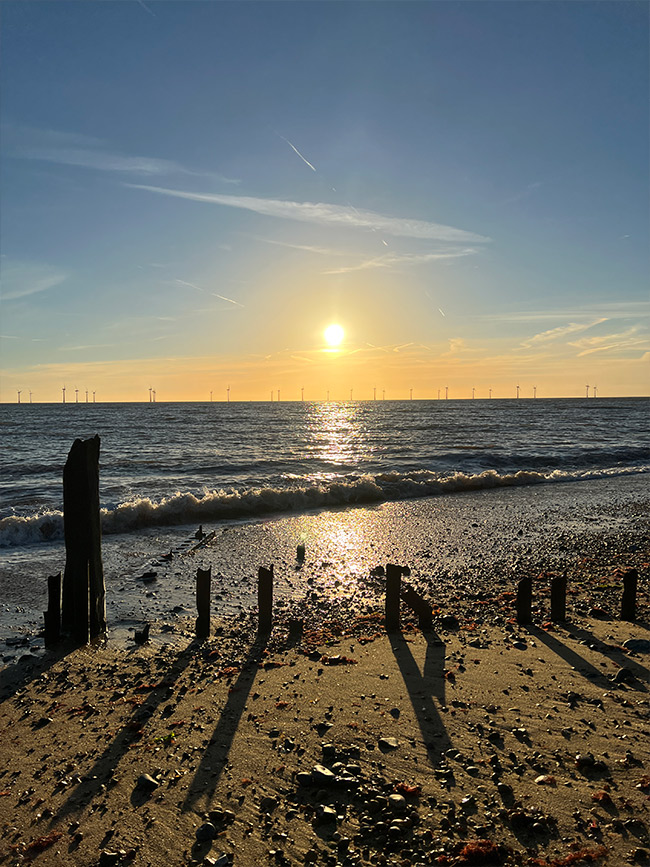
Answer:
1;397;649;549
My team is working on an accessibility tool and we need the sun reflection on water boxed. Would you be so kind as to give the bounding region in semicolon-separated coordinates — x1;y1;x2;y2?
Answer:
304;400;369;468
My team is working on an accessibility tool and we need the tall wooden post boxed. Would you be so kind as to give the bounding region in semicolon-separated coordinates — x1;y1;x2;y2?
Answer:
196;566;211;639
385;564;402;632
44;572;62;646
516;575;532;625
61;436;106;643
621;569;638;622
550;573;567;622
258;565;274;636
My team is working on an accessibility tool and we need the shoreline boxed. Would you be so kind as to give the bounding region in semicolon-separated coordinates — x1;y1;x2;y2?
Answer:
1;473;648;657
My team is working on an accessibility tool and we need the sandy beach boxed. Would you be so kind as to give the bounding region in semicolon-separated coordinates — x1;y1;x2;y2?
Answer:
1;477;648;867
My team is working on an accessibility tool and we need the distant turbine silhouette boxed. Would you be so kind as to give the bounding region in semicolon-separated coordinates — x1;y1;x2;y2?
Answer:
85;390;89;403
301;387;304;401
350;388;353;401
17;390;21;404
93;391;96;403
437;388;440;400
533;386;537;399
373;387;376;401
516;384;520;399
472;387;475;400
75;388;79;403
593;385;598;398
227;385;231;402
382;389;385;400
489;388;492;399
29;390;32;404
585;384;589;398
445;386;448;400
62;385;66;404
409;388;413;401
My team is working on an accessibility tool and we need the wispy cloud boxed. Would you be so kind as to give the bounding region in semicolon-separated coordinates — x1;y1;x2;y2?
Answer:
569;327;648;357
249;236;342;256
276;132;317;172
4;123;240;184
323;248;478;274
128;184;490;243
0;260;67;301
483;300;649;323
520;318;607;348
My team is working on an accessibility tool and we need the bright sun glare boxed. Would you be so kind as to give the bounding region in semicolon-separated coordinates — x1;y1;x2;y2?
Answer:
324;323;345;347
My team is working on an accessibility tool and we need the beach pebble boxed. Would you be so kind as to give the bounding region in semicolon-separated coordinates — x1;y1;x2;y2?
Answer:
260;796;278;813
196;822;217;842
135;774;159;792
311;764;336;785
378;737;399;750
614;667;635;683
98;852;121;867
623;639;650;653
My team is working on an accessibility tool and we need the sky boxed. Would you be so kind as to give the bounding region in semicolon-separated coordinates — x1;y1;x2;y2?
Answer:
1;0;648;402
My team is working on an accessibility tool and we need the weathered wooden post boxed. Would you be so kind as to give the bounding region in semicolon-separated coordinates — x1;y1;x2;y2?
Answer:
258;565;274;636
385;564;402;632
288;618;303;643
296;543;305;563
196;566;211;639
401;585;433;630
43;572;62;646
516;574;533;625
550;573;567;622
621;569;638;622
61;436;106;644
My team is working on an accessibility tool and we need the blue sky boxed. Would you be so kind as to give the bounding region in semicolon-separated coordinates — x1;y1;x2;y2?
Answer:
1;1;648;401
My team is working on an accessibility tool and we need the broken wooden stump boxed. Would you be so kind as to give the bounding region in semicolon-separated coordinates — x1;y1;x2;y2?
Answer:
401;585;433;630
550;573;567;622
385;564;403;632
43;572;61;647
61;435;106;644
288;618;304;643
296;543;305;562
258;565;274;636
516;574;533;624
621;569;638;621
196;566;211;639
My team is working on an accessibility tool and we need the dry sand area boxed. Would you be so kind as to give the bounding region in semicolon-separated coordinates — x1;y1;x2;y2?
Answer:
1;599;649;867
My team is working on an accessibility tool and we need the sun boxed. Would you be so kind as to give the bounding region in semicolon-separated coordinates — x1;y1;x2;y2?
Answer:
324;323;345;347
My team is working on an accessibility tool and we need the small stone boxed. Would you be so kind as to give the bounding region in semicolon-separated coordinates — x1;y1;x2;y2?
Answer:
614;667;634;684
315;805;337;823
260;796;278;813
196;822;217;842
135;774;159;792
311;764;336;785
99;853;120;867
623;639;650;653
388;794;406;812
378;737;399;751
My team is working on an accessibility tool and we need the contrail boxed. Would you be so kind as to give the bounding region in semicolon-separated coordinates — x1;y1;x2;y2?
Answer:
136;0;157;17
276;133;317;172
212;292;244;308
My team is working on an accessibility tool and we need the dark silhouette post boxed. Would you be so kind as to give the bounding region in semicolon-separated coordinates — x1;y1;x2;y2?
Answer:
44;572;62;646
401;585;433;630
196;566;211;639
550;573;567;622
385;564;402;632
61;436;106;643
621;569;638;621
258;565;274;636
516;574;532;624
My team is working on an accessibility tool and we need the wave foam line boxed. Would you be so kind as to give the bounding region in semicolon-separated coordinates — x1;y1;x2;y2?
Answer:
1;464;647;548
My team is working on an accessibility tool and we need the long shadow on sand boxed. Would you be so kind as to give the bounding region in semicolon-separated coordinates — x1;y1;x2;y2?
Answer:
181;636;268;815
525;625;646;692
565;624;648;688
387;628;451;762
0;641;74;700
51;641;196;826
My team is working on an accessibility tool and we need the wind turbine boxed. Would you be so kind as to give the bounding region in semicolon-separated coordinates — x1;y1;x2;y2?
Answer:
533;386;537;399
445;386;448;400
585;384;590;398
472;387;475;400
593;385;598;398
29;391;32;404
489;388;492;399
85;390;89;403
17;390;21;404
93;391;96;403
437;388;440;400
227;385;231;403
409;388;413;401
301;387;304;402
382;389;385;401
516;384;520;399
75;388;79;403
62;385;66;404
373;387;376;401
350;388;353;401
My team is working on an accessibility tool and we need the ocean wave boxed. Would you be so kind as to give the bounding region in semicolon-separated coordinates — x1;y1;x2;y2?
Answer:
1;464;647;548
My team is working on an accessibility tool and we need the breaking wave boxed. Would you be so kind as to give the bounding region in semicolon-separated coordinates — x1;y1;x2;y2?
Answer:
1;464;647;549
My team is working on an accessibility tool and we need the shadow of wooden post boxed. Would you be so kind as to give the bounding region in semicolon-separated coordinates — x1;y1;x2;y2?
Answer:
61;436;106;644
258;565;273;636
621;569;637;622
385;564;402;632
550;573;567;622
401;585;433;630
516;574;533;625
44;572;62;647
196;566;211;639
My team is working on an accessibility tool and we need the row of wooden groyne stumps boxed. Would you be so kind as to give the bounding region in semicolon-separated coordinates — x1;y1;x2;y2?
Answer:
43;436;640;648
